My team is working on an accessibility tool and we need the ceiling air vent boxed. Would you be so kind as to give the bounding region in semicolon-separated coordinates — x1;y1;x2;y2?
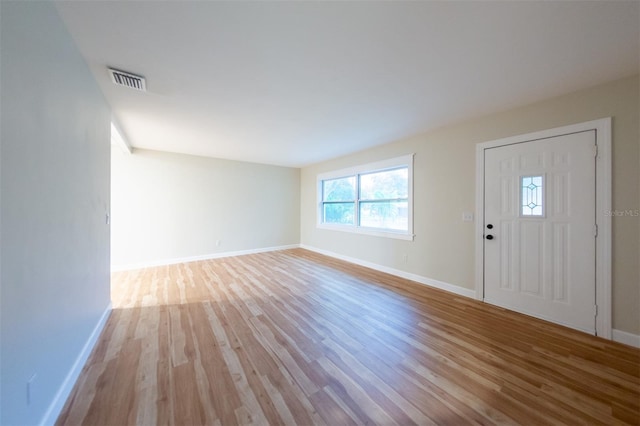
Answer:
108;68;146;92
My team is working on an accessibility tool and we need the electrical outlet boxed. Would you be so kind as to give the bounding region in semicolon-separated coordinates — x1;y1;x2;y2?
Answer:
462;212;474;222
402;254;408;263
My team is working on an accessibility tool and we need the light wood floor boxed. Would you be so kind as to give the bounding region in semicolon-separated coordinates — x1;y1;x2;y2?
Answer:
57;248;639;425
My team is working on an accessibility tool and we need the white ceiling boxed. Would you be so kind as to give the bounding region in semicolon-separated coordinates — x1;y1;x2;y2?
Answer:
54;1;639;168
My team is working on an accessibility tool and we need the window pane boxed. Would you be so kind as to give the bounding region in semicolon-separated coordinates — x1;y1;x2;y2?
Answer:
359;201;408;231
323;177;356;202
521;175;543;216
360;168;408;200
323;202;355;225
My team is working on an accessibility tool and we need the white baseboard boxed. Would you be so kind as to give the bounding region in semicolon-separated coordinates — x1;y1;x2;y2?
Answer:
40;303;112;426
300;244;476;299
111;244;301;272
612;329;640;348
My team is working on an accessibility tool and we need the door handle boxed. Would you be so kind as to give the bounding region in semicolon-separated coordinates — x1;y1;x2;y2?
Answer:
486;235;494;240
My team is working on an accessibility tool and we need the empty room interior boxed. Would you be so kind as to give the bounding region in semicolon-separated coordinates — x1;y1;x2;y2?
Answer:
1;1;640;425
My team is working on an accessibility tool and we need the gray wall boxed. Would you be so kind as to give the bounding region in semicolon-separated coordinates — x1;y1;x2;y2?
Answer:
111;148;300;269
301;75;639;336
0;2;111;424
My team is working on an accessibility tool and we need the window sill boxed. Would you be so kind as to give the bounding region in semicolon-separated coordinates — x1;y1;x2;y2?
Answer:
317;223;415;241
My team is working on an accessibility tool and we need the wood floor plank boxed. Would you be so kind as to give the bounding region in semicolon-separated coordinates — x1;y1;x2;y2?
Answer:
57;249;640;425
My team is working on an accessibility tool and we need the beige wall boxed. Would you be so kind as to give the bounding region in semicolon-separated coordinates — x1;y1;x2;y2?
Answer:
301;75;639;335
112;148;300;269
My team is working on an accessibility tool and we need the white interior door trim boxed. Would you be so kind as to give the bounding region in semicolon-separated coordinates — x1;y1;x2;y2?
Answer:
474;118;612;338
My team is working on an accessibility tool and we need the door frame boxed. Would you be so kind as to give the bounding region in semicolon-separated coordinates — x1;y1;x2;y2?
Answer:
474;118;612;338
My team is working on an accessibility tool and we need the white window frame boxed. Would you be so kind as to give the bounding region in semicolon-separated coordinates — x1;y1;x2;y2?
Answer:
317;154;415;240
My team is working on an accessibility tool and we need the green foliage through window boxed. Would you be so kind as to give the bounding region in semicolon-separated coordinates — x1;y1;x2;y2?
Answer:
320;166;410;232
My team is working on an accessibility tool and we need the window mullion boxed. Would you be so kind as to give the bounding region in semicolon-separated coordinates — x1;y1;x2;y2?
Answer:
355;173;361;228
359;198;408;203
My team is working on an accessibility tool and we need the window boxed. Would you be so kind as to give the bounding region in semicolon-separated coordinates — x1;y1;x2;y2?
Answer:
521;175;544;216
317;155;414;240
322;176;356;225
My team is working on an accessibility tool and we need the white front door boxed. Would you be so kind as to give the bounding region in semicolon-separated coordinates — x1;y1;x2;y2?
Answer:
483;130;597;334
